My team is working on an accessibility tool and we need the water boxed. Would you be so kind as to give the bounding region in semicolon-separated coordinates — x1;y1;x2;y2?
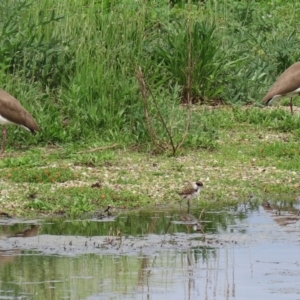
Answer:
0;202;300;299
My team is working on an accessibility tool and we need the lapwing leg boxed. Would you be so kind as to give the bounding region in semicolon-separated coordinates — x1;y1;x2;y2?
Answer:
290;98;294;115
187;200;190;214
1;126;6;154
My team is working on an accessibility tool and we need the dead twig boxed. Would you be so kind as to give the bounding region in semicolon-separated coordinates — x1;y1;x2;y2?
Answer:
177;13;192;150
135;68;169;152
135;17;193;156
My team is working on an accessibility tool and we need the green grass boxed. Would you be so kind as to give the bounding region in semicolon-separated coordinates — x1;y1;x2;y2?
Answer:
0;1;300;216
0;106;299;217
0;0;300;147
0;167;79;183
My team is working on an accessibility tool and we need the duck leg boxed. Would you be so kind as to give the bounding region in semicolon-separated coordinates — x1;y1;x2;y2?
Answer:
1;126;7;154
290;98;294;115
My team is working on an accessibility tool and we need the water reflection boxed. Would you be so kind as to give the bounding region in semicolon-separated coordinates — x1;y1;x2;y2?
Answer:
178;213;203;232
0;201;299;299
0;247;223;300
1;243;299;300
0;206;245;238
10;224;40;238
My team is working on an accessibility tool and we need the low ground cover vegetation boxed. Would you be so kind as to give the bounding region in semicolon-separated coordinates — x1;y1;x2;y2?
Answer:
0;0;299;216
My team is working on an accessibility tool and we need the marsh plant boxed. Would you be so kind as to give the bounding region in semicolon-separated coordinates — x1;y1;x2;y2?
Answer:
149;20;225;103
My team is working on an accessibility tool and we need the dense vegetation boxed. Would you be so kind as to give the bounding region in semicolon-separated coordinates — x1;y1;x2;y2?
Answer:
0;0;300;153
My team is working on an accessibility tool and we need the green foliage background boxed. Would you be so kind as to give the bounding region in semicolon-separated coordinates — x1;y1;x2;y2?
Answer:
1;0;300;150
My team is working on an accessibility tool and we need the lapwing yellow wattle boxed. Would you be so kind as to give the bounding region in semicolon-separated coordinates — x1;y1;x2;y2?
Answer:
0;89;39;154
262;59;300;115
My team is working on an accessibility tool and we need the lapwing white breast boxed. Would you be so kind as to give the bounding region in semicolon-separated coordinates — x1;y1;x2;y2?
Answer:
262;59;300;115
0;89;39;154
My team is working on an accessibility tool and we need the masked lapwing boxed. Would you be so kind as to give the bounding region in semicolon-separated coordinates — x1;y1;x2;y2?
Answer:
178;181;204;212
0;89;39;154
262;59;300;115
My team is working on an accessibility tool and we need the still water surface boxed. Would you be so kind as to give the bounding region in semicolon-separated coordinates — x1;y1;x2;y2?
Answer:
0;202;299;300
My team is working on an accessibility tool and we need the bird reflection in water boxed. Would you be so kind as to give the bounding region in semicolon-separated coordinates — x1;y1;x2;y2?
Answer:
10;224;40;238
